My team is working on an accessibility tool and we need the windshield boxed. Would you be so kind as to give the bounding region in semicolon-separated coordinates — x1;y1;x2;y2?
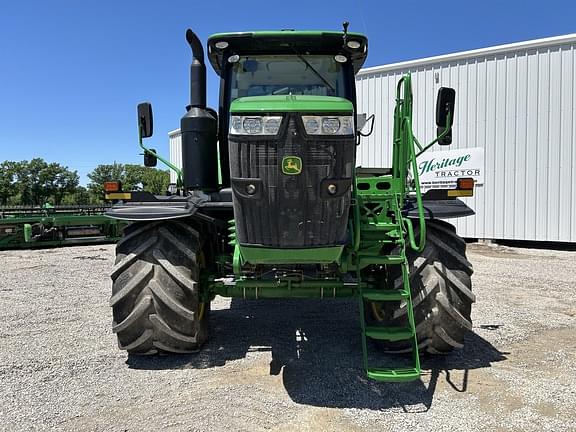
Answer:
227;55;348;101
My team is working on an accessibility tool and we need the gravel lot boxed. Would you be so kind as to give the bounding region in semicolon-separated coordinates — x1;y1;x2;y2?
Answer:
1;242;575;431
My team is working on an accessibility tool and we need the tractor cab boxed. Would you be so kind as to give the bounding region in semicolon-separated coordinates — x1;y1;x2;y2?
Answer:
207;31;368;187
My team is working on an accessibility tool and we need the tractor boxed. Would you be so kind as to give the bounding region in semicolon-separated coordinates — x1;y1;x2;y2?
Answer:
106;24;475;382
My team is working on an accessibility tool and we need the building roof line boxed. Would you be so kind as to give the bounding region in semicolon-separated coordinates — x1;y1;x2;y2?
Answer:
357;33;576;76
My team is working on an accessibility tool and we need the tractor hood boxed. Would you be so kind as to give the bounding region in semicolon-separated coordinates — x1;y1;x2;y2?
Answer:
229;95;353;114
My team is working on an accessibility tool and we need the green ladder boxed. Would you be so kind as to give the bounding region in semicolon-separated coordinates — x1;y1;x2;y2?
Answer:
358;255;421;382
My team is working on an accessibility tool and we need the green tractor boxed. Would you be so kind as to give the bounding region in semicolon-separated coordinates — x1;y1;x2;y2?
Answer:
107;24;475;382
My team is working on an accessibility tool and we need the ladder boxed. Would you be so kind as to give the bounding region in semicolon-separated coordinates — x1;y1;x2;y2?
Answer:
358;256;421;382
354;174;421;382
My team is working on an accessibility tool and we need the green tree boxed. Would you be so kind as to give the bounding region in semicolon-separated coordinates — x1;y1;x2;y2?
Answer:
1;159;81;206
0;161;18;205
124;164;170;194
141;167;170;194
39;162;80;205
61;186;92;205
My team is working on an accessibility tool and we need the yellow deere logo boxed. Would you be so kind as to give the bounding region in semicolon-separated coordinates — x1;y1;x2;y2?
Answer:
282;156;302;175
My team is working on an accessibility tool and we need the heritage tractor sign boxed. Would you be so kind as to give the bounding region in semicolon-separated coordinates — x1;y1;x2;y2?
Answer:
417;147;484;192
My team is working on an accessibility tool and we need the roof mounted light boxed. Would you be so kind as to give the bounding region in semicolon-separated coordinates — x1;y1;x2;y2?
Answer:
346;40;361;49
215;41;229;49
227;54;240;63
334;54;347;63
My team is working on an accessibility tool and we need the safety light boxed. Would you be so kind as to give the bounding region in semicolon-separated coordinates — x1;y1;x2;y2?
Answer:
447;177;475;197
215;41;229;49
104;181;121;193
230;115;283;135
457;178;475;190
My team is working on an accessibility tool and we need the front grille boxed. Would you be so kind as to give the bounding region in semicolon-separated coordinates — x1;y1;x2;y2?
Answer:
229;114;355;248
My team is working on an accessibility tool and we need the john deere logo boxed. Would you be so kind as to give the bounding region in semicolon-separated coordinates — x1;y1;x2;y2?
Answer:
282;156;302;175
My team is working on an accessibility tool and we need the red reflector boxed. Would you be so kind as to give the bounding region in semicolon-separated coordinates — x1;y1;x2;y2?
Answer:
457;178;474;190
104;181;121;192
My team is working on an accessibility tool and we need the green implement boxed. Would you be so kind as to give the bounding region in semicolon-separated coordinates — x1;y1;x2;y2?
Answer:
0;205;125;249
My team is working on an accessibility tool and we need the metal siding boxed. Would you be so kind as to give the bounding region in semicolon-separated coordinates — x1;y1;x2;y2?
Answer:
168;131;182;184
356;35;576;242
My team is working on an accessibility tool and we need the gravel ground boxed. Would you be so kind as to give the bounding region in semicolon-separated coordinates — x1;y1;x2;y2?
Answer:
1;242;575;431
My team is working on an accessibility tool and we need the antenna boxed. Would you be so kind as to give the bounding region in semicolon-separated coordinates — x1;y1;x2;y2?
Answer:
342;21;350;43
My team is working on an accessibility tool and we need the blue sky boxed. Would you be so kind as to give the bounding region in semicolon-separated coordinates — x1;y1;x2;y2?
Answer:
1;0;574;185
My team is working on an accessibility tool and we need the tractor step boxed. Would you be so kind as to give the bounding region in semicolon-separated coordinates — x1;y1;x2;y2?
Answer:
365;326;414;341
366;367;420;382
358;260;421;382
362;289;409;301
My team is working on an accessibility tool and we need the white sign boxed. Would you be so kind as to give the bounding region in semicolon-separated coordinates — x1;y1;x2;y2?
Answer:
416;147;484;191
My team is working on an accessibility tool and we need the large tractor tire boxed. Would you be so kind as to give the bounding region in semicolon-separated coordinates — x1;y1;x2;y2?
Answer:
366;219;475;354
110;220;209;354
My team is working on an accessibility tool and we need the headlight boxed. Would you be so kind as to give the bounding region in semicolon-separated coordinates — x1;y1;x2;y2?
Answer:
229;115;283;135
322;118;340;134
302;115;354;135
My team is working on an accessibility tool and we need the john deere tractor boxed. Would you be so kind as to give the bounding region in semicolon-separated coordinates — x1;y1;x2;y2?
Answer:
106;25;475;382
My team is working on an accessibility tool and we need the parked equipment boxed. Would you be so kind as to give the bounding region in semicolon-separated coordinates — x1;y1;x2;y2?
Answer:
0;204;124;249
107;25;476;382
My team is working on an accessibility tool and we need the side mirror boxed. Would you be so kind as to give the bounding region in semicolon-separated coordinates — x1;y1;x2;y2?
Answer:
144;149;158;167
137;102;153;138
435;87;455;145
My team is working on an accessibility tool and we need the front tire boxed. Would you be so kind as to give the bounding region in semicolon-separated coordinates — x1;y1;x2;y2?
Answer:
366;219;475;354
110;220;209;354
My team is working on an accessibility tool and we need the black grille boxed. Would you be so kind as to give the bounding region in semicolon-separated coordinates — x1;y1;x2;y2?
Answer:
229;114;355;247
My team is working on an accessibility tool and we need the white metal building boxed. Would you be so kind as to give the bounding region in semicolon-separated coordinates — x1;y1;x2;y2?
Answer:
168;129;182;185
356;33;576;243
169;33;576;243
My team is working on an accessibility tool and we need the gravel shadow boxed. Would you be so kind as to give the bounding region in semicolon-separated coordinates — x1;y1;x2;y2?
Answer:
126;298;507;411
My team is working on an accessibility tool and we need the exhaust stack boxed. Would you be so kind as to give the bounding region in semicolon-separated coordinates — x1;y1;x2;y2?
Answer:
180;29;218;192
185;29;207;109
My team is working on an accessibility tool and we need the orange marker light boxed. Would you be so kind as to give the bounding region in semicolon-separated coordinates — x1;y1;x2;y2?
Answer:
457;178;474;190
104;181;121;193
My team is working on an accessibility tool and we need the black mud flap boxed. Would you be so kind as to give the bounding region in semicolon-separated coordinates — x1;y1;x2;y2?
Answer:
404;199;474;220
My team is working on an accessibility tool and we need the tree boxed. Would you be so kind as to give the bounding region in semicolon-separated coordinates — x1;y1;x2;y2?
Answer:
61;186;92;205
0;161;18;205
0;159;81;206
124;164;170;195
140;167;170;195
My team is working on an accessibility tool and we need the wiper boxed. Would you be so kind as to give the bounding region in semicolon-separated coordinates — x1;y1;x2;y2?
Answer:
293;51;335;92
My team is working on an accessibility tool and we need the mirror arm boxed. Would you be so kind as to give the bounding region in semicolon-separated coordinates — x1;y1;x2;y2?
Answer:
413;111;452;159
357;114;375;137
138;125;184;188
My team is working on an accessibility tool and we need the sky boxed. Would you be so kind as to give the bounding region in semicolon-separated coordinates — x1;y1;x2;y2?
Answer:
1;0;574;185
